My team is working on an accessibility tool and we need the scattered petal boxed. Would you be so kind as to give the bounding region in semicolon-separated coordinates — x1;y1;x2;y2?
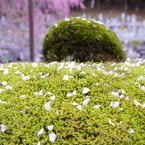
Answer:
128;128;135;134
1;124;8;132
22;74;30;80
37;128;44;136
32;62;38;67
63;75;73;80
82;98;90;105
34;90;43;96
15;71;20;74
77;105;83;111
47;125;53;131
110;101;120;108
37;141;41;145
20;95;26;98
48;132;56;142
0;100;7;104
71;101;78;105
141;86;145;91
82;87;90;94
108;119;115;125
93;105;101;109
44;91;53;96
134;100;141;106
5;85;12;90
66;91;77;97
111;91;119;96
56;110;59;114
119;108;124;111
44;102;51;111
50;95;56;101
0;89;4;93
1;82;7;86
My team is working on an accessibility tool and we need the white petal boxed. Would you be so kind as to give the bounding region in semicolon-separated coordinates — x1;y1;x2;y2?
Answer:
82;87;90;94
0;89;5;93
44;102;51;111
110;101;120;108
50;95;55;101
66;91;77;97
120;94;124;98
20;95;26;98
71;101;78;105
32;62;38;67
48;132;56;142
4;69;9;75
111;91;119;96
37;141;41;145
93;105;101;109
47;125;53;131
37;128;44;136
63;75;69;80
141;86;145;91
56;110;59;114
0;100;7;104
1;82;7;85
128;128;135;134
134;100;141;106
82;98;90;105
108;119;115;125
1;124;8;132
5;85;12;90
44;91;52;96
119;108;124;111
77;105;83;111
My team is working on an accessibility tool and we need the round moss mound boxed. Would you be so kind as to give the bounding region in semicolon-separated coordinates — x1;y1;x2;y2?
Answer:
0;61;145;144
42;17;126;62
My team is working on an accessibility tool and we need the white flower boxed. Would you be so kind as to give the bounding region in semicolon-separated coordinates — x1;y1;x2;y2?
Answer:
82;98;90;105
37;128;44;136
82;87;90;94
66;91;77;97
0;100;7;104
22;74;30;80
32;62;38;67
50;95;56;101
1;81;7;86
48;133;56;142
47;125;53;131
71;101;78;106
44;102;51;111
93;105;101;109
108;119;115;125
110;101;120;108
34;90;43;96
20;95;26;98
1;124;8;132
5;85;12;90
0;89;4;93
111;91;119;96
77;105;83;111
128;128;135;134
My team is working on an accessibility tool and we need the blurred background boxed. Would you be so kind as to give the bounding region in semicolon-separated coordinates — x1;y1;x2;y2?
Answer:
0;0;145;63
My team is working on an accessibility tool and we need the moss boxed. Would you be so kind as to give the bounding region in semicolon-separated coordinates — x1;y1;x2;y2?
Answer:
42;17;126;62
0;59;145;144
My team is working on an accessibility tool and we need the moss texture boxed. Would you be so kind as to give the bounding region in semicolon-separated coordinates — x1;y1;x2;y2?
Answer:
0;59;145;144
42;17;126;62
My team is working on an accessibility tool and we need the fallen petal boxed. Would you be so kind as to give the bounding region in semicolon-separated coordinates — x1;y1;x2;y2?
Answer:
37;128;44;136
108;119;115;125
1;124;8;132
82;98;90;105
44;102;51;111
47;125;53;131
82;87;90;94
48;132;56;142
93;105;101;109
77;105;83;111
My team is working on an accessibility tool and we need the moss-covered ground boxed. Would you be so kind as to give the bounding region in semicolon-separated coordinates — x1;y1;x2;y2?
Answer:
0;58;145;144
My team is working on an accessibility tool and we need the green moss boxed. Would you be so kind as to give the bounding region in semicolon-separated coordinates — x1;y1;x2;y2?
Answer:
0;59;145;144
42;17;126;62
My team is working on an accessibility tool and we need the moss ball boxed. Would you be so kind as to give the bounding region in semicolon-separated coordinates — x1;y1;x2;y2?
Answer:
42;17;126;62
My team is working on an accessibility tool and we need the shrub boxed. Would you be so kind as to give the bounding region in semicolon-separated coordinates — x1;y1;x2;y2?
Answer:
0;60;145;144
42;17;126;62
